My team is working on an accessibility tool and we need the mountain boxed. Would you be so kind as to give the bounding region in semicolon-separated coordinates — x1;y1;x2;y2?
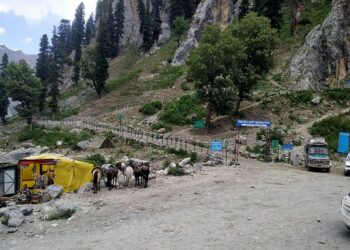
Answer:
0;45;37;68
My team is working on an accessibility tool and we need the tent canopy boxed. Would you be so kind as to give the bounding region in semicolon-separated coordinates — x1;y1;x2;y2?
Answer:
18;154;94;192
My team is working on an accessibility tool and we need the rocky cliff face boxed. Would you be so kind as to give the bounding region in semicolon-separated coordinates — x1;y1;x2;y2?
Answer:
289;0;350;90
172;0;239;66
118;0;171;50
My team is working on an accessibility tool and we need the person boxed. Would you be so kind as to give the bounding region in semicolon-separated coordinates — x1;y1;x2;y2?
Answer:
34;172;43;189
23;184;32;204
46;169;55;186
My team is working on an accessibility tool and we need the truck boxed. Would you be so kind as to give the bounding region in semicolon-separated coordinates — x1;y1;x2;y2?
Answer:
304;137;331;172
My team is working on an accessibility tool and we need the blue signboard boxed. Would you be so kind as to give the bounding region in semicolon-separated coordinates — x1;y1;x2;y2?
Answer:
236;120;272;128
346;80;350;86
282;144;293;151
338;132;349;153
210;141;223;152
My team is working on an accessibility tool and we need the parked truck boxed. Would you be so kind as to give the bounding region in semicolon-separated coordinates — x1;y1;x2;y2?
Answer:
304;137;331;172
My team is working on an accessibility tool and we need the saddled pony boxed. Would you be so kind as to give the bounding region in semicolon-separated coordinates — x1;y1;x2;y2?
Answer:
104;166;118;190
130;161;151;188
92;167;103;194
115;161;131;187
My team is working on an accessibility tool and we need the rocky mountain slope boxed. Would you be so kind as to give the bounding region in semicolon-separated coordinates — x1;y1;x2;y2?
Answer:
0;45;37;68
289;0;350;90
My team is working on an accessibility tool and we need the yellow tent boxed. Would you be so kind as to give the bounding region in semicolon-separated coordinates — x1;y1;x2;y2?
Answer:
18;154;94;192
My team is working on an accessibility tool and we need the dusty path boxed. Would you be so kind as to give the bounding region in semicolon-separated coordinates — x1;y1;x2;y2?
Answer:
2;159;350;250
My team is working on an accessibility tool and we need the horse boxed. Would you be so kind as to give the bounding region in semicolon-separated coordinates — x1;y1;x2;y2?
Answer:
131;161;151;188
115;161;132;187
92;167;103;194
104;166;118;190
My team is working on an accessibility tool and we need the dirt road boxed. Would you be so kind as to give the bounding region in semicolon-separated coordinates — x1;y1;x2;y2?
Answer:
1;159;350;250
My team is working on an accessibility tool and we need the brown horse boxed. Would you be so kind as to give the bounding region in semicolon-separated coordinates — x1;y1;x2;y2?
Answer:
104;167;118;190
130;161;151;188
92;167;102;194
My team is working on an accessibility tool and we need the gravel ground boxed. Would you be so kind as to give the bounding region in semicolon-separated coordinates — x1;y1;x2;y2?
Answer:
1;159;350;250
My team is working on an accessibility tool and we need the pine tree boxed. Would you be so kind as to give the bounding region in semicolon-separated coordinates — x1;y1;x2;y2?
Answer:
105;0;115;58
85;14;95;45
71;2;85;84
0;53;8;72
95;0;103;22
255;0;283;29
170;0;198;25
97;18;112;58
143;1;153;49
137;0;146;34
239;0;250;20
57;19;73;61
113;0;125;57
49;26;61;113
0;53;9;123
36;34;51;113
152;0;162;42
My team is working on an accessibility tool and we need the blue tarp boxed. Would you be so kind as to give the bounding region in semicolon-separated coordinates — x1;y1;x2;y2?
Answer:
338;132;349;153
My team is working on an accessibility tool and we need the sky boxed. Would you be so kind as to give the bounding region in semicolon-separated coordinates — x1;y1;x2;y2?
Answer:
0;0;98;54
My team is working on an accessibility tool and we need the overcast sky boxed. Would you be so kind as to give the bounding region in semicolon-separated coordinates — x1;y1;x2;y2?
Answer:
0;0;98;54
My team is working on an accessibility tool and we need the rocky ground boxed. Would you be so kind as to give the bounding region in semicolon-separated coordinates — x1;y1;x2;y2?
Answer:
1;158;350;250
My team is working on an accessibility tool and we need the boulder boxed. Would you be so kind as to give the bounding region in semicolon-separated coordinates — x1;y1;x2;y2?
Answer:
311;96;321;105
41;201;79;221
20;206;33;216
144;115;158;125
7;210;24;227
0;147;43;164
42;185;64;202
204;161;215;166
77;183;93;194
21;142;35;148
157;128;167;134
76;140;90;150
163;167;169;175
170;162;177;169
179;158;191;168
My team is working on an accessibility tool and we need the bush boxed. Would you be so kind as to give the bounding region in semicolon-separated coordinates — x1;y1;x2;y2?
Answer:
309;114;350;152
168;166;186;176
181;82;192;91
18;126;92;149
151;122;172;132
160;94;206;125
85;154;106;167
139;101;163;115
287;90;314;106
324;88;350;104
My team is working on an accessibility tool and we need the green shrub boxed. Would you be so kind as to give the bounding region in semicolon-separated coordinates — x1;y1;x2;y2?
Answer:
309;114;350;152
168;166;186;176
1;216;8;225
85;154;106;166
324;88;350;104
181;82;192;91
151;122;172;132
105;131;115;140
160;94;206;125
139;101;163;115
287;90;314;106
17;126;92;149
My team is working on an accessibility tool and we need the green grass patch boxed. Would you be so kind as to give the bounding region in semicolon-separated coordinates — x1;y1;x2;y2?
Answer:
151;122;172;132
85;154;106;167
59;84;87;101
17;125;92;149
168;166;186;176
159;94;206;125
139;101;163;115
323;88;350;104
52;108;80;120
287;90;314;106
152;66;184;89
105;69;141;93
309;114;350;152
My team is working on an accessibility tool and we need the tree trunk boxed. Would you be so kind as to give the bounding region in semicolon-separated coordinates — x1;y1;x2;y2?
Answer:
235;95;243;114
27;117;33;131
205;103;212;131
1;117;6;125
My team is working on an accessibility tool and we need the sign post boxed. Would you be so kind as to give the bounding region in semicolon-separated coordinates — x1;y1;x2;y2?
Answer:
194;119;205;129
338;132;350;154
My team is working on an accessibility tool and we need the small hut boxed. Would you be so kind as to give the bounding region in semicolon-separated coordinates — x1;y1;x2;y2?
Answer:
88;136;114;149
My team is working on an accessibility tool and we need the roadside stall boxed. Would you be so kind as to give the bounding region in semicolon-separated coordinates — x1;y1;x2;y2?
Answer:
18;154;93;192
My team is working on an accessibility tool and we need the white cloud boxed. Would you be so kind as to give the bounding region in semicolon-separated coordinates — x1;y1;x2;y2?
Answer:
0;0;97;23
0;26;5;36
25;37;33;43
